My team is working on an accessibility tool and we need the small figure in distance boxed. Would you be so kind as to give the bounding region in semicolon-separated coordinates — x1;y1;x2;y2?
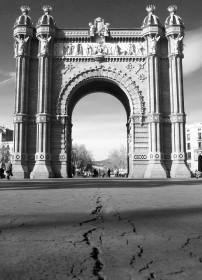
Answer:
0;160;5;179
5;161;13;180
195;170;202;179
107;168;111;178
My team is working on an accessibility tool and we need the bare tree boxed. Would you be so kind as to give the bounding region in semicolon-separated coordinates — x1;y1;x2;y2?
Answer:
72;144;94;172
0;144;12;162
107;144;127;171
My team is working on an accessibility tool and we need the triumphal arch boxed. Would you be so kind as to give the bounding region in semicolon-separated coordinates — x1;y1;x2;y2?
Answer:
13;5;190;179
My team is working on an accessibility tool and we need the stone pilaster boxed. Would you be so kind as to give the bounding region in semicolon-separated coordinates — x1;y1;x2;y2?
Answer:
30;6;56;179
127;117;134;178
51;115;70;178
142;6;167;178
168;56;190;177
165;5;190;178
13;6;33;178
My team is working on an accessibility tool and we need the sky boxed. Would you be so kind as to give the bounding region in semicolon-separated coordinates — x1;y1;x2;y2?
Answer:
0;0;202;160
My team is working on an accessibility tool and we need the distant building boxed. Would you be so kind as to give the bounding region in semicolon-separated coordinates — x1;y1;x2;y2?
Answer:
0;126;13;162
186;123;202;173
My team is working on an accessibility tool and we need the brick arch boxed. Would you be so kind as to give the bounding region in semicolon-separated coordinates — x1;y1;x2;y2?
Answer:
56;65;145;118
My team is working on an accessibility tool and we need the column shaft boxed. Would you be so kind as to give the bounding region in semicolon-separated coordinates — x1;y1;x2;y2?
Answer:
13;54;29;178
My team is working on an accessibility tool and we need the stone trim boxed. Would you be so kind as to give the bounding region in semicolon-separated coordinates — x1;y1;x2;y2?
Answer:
170;113;186;123
56;65;145;117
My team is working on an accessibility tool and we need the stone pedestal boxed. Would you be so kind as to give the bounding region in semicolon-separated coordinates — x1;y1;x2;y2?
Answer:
12;160;29;179
30;162;54;179
170;162;190;178
144;152;167;178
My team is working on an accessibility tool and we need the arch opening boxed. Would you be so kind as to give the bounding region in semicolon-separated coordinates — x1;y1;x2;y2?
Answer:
72;92;128;175
68;78;131;119
67;78;131;177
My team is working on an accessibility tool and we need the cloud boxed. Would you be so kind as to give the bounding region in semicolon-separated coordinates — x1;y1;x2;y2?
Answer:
0;70;15;86
183;27;202;76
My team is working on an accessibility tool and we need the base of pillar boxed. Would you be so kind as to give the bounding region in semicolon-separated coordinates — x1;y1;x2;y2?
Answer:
144;161;168;178
51;163;68;178
129;161;148;178
30;162;54;179
12;163;30;179
170;161;191;178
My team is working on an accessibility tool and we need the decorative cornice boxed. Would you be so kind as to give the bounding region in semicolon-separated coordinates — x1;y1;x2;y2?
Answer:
56;29;142;38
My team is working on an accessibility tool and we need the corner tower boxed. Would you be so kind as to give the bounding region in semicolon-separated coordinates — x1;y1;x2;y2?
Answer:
165;5;190;177
142;5;167;178
30;6;56;178
13;6;34;178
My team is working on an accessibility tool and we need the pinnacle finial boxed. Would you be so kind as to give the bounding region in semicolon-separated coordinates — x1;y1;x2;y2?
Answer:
42;5;52;15
168;5;177;14
146;5;156;13
20;6;30;15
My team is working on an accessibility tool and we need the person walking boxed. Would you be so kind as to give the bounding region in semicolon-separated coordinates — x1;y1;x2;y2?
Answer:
5;161;12;180
107;168;111;178
0;161;5;179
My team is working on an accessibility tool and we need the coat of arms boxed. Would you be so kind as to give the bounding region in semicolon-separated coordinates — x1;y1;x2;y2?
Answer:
89;17;110;37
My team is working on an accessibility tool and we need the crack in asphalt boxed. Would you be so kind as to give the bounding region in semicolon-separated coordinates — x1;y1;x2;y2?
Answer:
91;247;105;280
139;260;153;273
70;264;81;280
83;228;97;245
148;272;157;279
181;235;202;248
167;268;184;275
130;255;136;266
74;192;105;280
137;245;144;257
91;196;102;216
127;219;136;234
79;218;97;226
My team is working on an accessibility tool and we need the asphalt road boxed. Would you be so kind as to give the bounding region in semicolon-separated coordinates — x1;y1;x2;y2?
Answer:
0;178;202;280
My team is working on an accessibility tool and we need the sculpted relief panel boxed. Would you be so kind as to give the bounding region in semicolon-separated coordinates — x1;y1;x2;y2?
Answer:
54;42;146;57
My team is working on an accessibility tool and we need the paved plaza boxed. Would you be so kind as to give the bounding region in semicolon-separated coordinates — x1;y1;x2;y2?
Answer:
0;178;202;280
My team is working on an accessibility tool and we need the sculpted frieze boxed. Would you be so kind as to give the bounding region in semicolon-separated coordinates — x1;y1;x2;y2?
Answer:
54;42;146;57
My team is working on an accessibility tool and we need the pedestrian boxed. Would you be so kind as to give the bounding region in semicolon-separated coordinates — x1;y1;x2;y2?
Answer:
107;168;111;178
5;161;12;180
0;161;5;179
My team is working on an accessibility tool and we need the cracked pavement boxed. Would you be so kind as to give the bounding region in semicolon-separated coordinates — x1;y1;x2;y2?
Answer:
0;179;202;280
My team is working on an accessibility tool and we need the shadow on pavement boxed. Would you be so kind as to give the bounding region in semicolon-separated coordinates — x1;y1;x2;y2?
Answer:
0;178;202;191
0;205;202;231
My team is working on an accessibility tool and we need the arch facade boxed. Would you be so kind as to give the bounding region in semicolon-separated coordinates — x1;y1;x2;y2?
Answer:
12;5;190;178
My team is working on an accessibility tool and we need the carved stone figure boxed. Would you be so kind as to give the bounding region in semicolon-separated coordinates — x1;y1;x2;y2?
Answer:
38;36;51;55
68;43;75;55
89;22;95;36
78;44;83;55
97;44;103;55
86;44;93;55
63;44;69;56
114;43;120;55
54;43;61;56
148;35;160;53
104;23;110;36
15;35;29;55
171;34;183;54
103;44;108;55
136;42;145;55
93;44;98;55
128;43;135;55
